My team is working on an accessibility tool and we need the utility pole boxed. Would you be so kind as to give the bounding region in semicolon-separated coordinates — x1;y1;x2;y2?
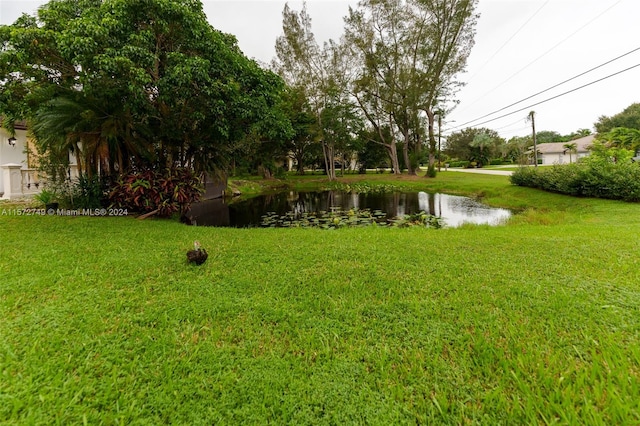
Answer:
437;112;442;172
528;111;538;167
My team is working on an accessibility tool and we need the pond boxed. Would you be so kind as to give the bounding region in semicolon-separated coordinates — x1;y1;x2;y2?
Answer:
183;191;511;228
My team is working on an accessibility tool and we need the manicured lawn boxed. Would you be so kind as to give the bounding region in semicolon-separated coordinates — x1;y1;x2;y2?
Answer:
1;173;639;424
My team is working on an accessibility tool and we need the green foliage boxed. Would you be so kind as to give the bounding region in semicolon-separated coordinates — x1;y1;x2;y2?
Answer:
510;158;640;202
109;168;204;217
584;140;635;165
594;103;640;133
33;188;56;206
535;130;562;143
596;127;640;152
70;175;109;209
444;127;504;163
447;160;470;168
505;135;532;164
281;87;318;174
564;128;592;141
357;128;392;172
1;0;290;178
261;208;442;228
342;0;479;174
489;159;511;166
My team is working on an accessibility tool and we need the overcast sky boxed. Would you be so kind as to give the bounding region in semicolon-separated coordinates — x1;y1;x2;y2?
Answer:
1;0;639;139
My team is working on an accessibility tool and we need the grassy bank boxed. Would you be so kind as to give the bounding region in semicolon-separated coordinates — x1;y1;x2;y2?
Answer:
1;173;639;424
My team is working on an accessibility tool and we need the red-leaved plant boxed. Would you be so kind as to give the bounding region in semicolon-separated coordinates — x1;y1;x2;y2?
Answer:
109;168;204;217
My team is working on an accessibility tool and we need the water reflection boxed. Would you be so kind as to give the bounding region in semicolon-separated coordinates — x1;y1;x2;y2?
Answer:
417;192;511;227
184;190;511;228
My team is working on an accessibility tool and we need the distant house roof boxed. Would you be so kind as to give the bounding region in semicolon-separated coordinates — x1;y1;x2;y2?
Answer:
530;134;595;154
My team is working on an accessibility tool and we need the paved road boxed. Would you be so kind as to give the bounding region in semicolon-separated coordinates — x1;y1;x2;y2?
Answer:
444;168;513;176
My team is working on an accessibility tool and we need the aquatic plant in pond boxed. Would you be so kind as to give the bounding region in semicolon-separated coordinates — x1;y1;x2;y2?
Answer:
185;190;511;227
260;208;443;229
321;181;406;194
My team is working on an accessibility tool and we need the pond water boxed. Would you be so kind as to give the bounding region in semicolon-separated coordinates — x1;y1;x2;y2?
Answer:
184;191;511;228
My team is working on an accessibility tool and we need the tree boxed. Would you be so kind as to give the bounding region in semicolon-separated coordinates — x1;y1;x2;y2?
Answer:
594;103;640;134
565;128;591;141
357;128;391;171
1;0;290;180
597;127;640;153
535;130;562;144
505;135;532;165
443;127;501;164
469;132;494;166
321;93;364;175
273;2;343;180
281;87;318;174
345;0;479;177
562;142;577;163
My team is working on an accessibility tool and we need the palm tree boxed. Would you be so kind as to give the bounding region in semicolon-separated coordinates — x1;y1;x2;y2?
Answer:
470;132;493;166
601;127;640;152
563;142;578;163
31;95;150;179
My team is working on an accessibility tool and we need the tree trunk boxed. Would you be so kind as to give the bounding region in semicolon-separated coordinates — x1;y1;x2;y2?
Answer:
258;165;272;179
389;143;400;174
403;131;415;175
424;109;437;178
322;142;336;180
296;153;305;174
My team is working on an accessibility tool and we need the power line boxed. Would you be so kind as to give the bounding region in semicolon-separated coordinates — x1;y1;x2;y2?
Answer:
453;45;640;130
493;118;528;131
448;62;640;131
460;0;623;112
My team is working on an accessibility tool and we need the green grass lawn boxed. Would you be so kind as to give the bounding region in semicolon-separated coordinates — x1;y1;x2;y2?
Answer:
1;173;639;424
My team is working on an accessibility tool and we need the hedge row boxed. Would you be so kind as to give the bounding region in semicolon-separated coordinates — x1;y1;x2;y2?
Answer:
510;163;640;202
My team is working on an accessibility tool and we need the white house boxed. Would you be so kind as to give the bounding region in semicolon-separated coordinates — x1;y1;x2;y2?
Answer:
1;120;80;199
0;122;44;199
532;134;594;165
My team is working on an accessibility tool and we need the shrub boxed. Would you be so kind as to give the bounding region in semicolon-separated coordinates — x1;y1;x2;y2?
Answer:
73;175;110;209
489;159;511;166
509;166;539;187
109;168;204;217
46;175;109;209
510;163;640;202
447;161;469;168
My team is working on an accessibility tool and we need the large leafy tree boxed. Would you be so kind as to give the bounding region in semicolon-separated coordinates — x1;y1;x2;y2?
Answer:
273;3;341;180
505;135;532;164
357;127;391;171
444;127;501;163
0;0;290;178
280;87;318;174
535;130;562;144
345;0;478;177
595;103;640;134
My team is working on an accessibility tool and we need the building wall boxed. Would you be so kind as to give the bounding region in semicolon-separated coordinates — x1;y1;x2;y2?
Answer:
0;128;30;195
540;151;588;165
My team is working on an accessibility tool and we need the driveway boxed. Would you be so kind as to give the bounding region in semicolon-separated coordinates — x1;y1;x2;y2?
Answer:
444;167;513;176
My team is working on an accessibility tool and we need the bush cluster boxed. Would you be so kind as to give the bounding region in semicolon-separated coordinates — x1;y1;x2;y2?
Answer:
48;174;110;210
447;160;469;168
510;162;640;202
109;168;204;217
